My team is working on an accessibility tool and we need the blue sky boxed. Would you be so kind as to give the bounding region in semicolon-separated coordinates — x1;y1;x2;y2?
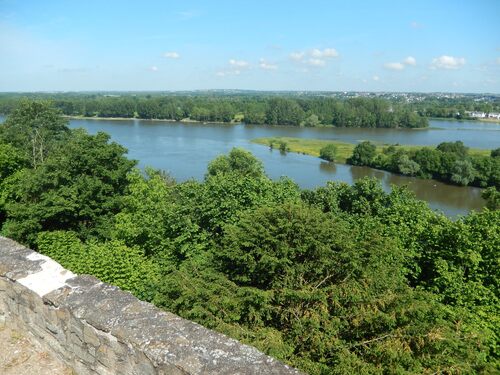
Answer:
0;0;499;92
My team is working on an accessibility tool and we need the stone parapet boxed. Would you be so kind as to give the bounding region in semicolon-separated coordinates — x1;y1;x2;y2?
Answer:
0;236;301;375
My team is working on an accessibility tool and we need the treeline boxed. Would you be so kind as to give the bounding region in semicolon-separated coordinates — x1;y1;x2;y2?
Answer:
1;101;498;374
409;96;500;119
0;93;428;128
346;141;500;190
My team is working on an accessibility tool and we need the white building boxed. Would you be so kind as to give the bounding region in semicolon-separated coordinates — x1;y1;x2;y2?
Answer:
468;111;486;118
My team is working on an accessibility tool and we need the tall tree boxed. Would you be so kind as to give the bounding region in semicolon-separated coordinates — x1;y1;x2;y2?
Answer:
0;99;69;168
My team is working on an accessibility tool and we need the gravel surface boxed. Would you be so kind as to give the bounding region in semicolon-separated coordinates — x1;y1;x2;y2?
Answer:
0;323;72;375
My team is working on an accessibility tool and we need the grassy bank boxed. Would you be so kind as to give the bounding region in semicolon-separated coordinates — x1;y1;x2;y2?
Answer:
429;117;500;125
252;137;354;163
252;137;491;163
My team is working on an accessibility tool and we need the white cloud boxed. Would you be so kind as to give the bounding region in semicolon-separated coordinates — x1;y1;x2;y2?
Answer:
149;66;158;72
163;51;180;59
323;48;339;57
384;62;405;71
373;75;380;81
216;59;249;77
216;69;241;77
431;55;466;70
403;56;416;66
384;56;417;71
290;48;338;62
310;49;323;58
289;51;305;61
229;59;249;68
307;58;326;67
311;48;339;58
259;59;278;70
290;48;338;68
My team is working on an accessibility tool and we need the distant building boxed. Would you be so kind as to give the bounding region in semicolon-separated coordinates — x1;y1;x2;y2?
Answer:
467;111;486;118
487;112;500;119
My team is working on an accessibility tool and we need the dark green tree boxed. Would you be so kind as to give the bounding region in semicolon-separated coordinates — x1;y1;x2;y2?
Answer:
450;159;475;186
482;187;499;210
206;147;265;178
2;129;136;245
437;141;469;158
319;144;337;162
347;141;377;166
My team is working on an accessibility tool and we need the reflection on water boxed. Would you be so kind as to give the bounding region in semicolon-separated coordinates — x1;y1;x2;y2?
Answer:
319;161;337;174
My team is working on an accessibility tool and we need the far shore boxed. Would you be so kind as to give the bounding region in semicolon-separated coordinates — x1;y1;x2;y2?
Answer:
477;118;500;124
428;116;500;124
62;115;432;129
62;115;236;125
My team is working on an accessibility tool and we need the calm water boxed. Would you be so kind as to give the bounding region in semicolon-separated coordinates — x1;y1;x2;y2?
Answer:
2;115;498;216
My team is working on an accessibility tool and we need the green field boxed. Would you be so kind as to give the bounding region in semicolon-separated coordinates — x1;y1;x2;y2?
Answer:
251;137;491;163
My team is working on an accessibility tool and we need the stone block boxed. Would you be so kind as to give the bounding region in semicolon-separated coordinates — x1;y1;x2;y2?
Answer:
83;324;101;347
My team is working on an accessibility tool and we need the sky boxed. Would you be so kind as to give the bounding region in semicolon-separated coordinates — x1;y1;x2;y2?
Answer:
0;0;499;93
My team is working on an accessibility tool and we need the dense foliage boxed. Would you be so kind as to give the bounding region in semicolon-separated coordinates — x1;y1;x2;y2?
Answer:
0;93;428;128
319;144;337;162
1;101;498;374
346;141;500;190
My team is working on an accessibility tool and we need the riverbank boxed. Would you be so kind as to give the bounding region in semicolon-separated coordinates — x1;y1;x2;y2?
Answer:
62;115;239;125
251;137;491;164
62;115;433;129
477;118;500;124
428;117;500;124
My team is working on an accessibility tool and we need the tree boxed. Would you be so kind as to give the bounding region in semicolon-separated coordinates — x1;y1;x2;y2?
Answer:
347;141;376;166
112;168;210;261
482;187;499;210
319;144;337;162
0;99;69;168
491;148;500;158
265;98;305;126
0;143;28;225
2;129;136;245
301;114;321;127
278;141;289;153
397;154;421;176
412;148;442;179
206;147;264;178
0;142;27;181
197;173;300;235
450;159;475;186
215;203;491;373
437;141;469;158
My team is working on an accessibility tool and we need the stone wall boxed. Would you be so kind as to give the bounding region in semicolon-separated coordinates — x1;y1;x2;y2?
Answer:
0;236;301;375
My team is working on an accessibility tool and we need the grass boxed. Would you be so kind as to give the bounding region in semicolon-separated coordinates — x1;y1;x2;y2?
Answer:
251;137;491;163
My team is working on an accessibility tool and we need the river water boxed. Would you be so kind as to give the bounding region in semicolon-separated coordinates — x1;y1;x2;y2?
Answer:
2;115;499;216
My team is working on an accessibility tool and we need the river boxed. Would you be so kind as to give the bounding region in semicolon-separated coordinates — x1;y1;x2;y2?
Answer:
2;115;499;216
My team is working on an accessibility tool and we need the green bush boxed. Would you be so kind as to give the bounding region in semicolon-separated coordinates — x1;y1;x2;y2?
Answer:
37;231;159;301
319;144;337;162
